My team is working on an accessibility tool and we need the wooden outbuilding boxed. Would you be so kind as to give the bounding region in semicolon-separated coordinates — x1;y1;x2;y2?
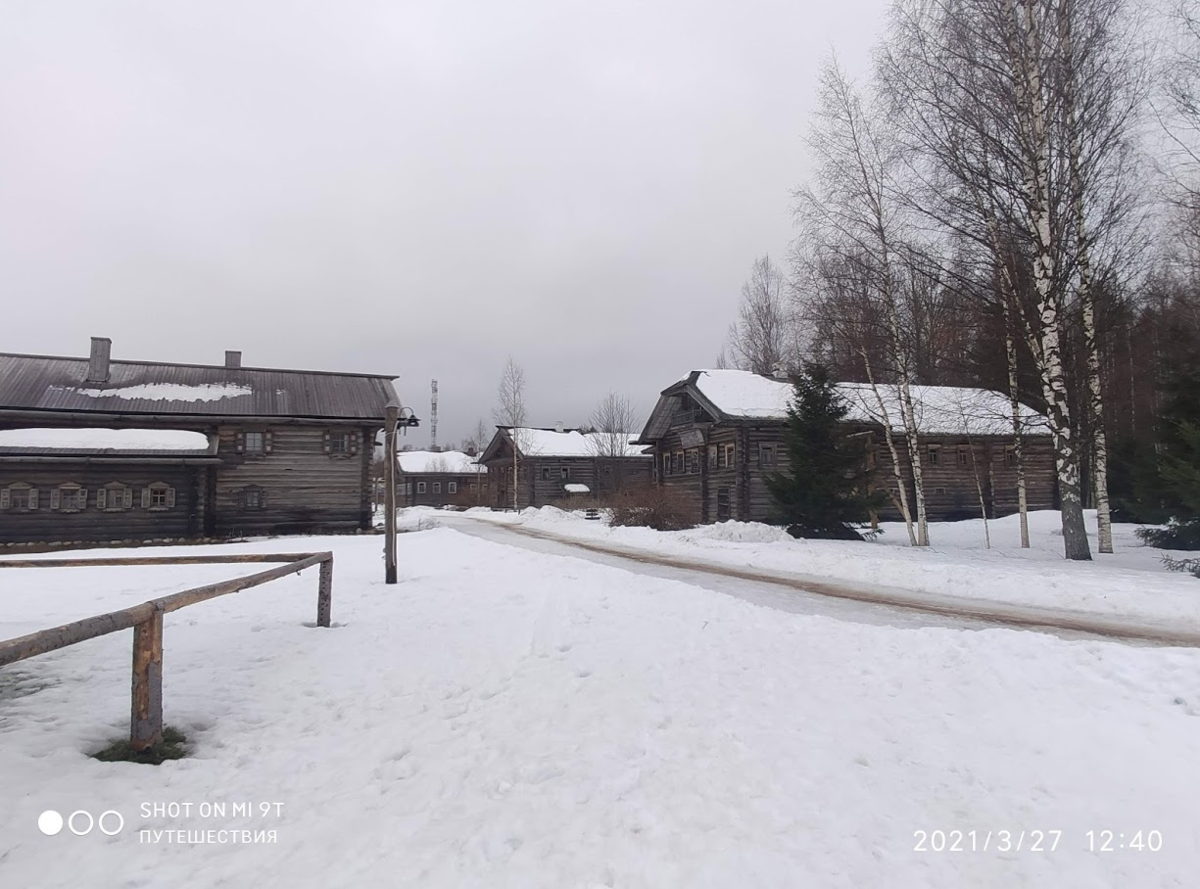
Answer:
0;338;400;546
396;450;488;508
478;425;653;510
636;369;1056;526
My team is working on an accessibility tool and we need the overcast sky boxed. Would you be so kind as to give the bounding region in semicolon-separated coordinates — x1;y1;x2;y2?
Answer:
1;0;890;447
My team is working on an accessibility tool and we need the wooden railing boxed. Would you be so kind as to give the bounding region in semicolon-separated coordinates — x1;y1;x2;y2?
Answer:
0;552;333;752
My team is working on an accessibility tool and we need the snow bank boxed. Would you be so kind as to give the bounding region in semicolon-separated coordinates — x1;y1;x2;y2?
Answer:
0;427;210;451
470;507;1200;631
1;532;1197;886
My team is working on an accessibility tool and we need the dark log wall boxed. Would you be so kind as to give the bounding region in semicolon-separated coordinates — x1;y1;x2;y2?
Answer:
867;434;1057;522
483;455;652;509
212;424;378;536
0;464;201;545
653;429;706;526
654;419;1057;527
397;472;489;508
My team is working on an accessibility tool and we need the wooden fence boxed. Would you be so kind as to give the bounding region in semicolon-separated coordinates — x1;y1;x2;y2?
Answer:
0;552;333;752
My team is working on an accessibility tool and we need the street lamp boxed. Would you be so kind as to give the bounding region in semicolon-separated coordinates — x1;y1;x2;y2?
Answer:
383;401;419;584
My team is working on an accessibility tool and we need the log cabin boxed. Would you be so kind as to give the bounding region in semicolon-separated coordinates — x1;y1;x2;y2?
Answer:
396;450;489;508
478;425;653;509
636;369;1056;526
0;337;401;547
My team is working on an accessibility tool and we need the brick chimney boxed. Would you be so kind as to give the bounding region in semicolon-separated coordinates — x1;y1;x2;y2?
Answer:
225;350;242;368
86;337;112;383
555;420;564;433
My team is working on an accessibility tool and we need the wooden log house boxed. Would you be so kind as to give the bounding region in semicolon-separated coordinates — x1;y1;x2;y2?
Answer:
0;337;401;546
396;450;489;508
636;369;1056;526
478;425;653;510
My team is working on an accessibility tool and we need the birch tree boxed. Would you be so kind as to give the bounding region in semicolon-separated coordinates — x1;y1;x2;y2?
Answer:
588;392;640;495
796;57;931;545
725;255;794;375
493;357;528;511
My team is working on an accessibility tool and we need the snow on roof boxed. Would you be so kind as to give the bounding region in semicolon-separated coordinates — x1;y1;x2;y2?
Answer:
691;369;1047;436
563;483;591;493
507;428;649;458
397;450;486;474
71;382;252;402
0;427;211;452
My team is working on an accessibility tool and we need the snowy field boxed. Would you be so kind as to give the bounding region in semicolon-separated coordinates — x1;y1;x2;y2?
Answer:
2;528;1199;887
456;507;1200;633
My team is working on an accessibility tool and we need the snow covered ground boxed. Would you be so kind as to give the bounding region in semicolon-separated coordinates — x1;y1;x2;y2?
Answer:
457;507;1200;633
2;529;1199;887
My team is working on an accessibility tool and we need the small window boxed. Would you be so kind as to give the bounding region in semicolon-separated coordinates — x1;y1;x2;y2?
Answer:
417;481;427;494
759;444;777;466
560;467;570;480
687;450;699;473
448;481;458;494
55;485;87;511
927;446;941;466
723;443;735;467
143;482;176;511
330;433;351;455
2;483;37;511
663;454;671;476
97;484;132;511
957;447;970;467
433;482;442;493
542;466;551;481
245;489;263;509
932;486;947;496
708;446;717;470
244;432;265;455
1004;446;1016;467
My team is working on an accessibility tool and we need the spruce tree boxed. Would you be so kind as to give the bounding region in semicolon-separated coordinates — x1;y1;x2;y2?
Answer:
1136;349;1200;572
765;363;878;540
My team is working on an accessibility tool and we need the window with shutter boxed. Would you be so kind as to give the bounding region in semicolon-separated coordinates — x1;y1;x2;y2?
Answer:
323;431;331;454
236;432;246;454
142;487;151;508
350;431;359;455
0;488;8;509
123;488;133;508
264;431;274;454
166;487;176;508
97;488;107;509
28;488;38;509
50;488;60;510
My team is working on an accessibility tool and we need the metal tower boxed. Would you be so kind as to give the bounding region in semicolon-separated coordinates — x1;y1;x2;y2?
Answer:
430;379;438;451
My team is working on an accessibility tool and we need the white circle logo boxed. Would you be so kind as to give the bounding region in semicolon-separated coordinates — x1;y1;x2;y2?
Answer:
98;810;124;836
68;810;94;836
38;810;63;836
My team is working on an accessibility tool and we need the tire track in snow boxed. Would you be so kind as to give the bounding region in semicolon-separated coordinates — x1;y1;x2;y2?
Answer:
444;517;1200;648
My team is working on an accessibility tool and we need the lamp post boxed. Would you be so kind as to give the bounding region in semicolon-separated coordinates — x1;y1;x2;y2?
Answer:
383;401;420;585
384;402;398;584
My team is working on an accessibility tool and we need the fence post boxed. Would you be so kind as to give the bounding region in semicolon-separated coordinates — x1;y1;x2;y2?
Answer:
130;606;164;751
317;557;333;628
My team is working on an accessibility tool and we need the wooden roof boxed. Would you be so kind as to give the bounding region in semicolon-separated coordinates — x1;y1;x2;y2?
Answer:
0;353;399;421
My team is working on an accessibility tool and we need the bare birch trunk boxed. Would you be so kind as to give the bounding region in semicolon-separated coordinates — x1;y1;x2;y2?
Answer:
1002;295;1032;548
862;350;917;545
1014;0;1091;560
1061;6;1113;554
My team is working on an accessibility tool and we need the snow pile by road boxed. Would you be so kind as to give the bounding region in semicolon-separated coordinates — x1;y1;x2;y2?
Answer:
1;530;1198;886
470;507;1200;631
